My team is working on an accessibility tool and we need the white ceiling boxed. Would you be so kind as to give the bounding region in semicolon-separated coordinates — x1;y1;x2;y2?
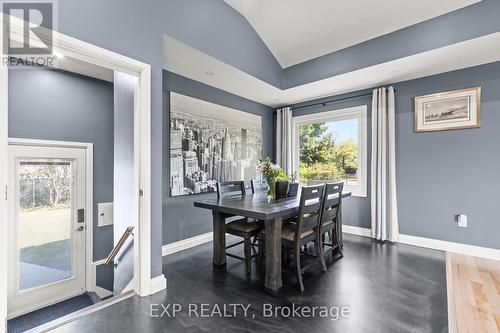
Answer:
54;56;114;82
225;0;481;68
164;32;500;107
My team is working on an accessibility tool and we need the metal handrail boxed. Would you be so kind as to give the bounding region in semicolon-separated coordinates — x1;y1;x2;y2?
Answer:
105;226;134;265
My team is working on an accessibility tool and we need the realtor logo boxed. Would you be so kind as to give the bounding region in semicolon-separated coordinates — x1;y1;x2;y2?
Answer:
2;0;55;55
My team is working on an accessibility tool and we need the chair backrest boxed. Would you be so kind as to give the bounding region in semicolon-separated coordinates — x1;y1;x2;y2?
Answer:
217;181;246;199
307;180;326;186
251;179;267;194
320;182;344;229
295;184;325;239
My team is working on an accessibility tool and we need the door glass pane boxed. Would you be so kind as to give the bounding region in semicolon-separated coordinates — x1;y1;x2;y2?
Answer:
299;119;359;186
17;160;73;290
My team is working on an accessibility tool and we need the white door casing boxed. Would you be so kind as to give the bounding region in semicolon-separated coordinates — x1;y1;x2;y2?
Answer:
0;13;156;333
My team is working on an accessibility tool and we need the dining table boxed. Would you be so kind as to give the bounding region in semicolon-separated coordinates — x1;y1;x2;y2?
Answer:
194;190;352;296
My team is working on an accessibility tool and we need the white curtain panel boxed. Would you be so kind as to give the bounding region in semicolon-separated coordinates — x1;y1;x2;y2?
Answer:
276;107;293;174
371;87;399;242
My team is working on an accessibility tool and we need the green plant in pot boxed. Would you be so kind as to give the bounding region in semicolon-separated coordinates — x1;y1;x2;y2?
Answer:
275;172;289;200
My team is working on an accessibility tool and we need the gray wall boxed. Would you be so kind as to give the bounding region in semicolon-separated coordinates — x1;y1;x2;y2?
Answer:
394;62;500;249
8;69;115;260
58;0;284;276
291;61;500;249
113;72;137;293
162;71;275;245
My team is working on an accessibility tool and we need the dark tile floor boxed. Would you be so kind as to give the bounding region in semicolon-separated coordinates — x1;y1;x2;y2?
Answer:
52;234;448;333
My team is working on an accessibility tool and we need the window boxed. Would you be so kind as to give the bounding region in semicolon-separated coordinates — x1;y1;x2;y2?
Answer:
292;105;367;197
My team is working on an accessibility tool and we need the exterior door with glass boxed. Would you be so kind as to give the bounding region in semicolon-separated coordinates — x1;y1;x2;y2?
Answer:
7;144;86;318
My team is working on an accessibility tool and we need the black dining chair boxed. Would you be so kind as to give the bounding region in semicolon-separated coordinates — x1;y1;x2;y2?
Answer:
251;179;268;194
216;181;264;275
318;182;344;268
259;184;325;291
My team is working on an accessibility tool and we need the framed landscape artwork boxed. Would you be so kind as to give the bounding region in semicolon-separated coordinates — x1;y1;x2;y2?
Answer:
169;92;263;196
414;87;481;132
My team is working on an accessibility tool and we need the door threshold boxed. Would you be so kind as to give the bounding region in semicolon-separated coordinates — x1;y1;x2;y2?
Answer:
23;291;136;333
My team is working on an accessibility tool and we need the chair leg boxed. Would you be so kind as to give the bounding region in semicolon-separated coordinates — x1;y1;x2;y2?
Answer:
244;238;252;275
316;235;327;272
335;228;344;258
295;246;304;292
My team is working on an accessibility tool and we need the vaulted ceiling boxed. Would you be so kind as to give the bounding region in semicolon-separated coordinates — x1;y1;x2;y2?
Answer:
224;0;481;68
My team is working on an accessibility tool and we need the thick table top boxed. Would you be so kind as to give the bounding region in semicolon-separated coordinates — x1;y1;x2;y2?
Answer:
194;192;351;220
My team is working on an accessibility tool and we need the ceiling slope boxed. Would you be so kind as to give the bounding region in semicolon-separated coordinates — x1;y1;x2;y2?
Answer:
225;0;481;68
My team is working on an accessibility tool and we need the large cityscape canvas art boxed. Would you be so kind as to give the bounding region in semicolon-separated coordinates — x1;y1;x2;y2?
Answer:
169;92;263;196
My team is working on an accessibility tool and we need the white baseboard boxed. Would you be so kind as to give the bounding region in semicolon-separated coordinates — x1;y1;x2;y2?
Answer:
343;226;500;261
162;232;213;256
149;274;167;295
161;227;500;262
342;225;372;237
398;234;500;261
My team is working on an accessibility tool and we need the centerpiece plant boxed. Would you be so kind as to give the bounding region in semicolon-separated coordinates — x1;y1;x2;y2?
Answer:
256;157;287;200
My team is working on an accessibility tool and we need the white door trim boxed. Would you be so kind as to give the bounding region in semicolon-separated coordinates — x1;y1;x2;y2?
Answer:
7;143;87;318
8;138;94;301
0;14;156;331
0;15;7;333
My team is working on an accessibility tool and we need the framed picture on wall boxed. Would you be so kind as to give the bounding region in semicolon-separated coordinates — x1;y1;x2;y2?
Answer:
414;87;481;132
169;92;263;196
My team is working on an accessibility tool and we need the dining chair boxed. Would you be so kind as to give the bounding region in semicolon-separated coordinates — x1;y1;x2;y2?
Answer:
216;181;263;274
259;184;325;291
251;179;268;194
318;182;344;268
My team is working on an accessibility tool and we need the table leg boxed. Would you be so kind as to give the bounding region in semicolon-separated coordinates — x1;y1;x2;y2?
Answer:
264;216;282;296
212;210;226;271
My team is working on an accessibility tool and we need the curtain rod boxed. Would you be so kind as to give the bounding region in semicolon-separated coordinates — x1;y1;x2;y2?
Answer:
289;92;373;111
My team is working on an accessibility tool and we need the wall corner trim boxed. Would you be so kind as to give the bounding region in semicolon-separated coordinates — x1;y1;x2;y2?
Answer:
162;232;213;257
149;275;167;295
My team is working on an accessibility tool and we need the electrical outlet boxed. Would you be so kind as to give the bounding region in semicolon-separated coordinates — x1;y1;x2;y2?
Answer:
455;214;467;228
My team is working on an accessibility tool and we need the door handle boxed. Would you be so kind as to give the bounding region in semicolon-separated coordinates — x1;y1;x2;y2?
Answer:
76;226;85;232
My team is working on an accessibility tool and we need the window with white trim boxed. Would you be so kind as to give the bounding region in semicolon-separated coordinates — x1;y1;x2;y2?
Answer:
292;105;367;197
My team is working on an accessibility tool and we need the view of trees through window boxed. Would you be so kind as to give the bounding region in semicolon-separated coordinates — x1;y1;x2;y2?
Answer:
17;161;72;290
299;119;358;185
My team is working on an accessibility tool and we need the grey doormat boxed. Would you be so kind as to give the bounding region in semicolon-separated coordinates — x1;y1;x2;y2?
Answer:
7;293;94;333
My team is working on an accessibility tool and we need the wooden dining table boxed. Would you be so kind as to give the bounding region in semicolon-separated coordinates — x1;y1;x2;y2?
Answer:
194;190;351;296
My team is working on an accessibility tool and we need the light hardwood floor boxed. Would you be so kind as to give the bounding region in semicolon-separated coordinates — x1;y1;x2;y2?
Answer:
447;252;500;333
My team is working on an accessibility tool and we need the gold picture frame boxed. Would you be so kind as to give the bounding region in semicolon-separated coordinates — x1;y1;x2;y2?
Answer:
414;87;481;133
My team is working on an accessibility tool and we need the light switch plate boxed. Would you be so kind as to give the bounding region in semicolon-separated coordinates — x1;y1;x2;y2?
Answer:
98;202;114;227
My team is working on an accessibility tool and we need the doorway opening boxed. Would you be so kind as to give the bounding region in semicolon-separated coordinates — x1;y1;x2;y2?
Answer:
0;15;156;333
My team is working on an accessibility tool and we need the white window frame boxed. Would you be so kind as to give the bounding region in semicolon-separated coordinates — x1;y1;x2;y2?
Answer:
292;105;368;197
